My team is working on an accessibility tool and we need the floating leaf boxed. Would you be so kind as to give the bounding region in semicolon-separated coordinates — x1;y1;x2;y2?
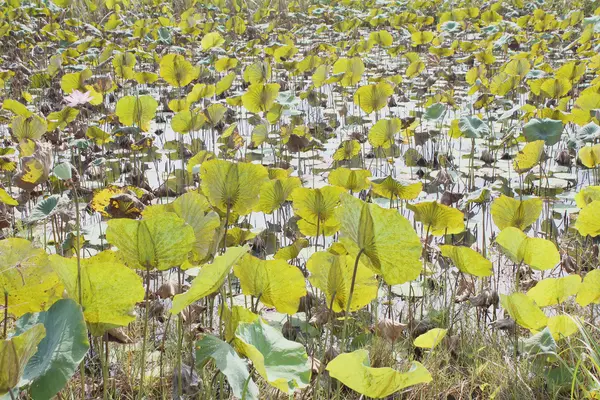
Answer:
500;292;547;331
15;299;89;400
234;254;306;314
307;251;377;312
235;319;311;394
171;247;249;314
496;227;559;270
440;245;492;277
326;349;431;398
106;213;196;270
336;193;422;285
490;195;543;230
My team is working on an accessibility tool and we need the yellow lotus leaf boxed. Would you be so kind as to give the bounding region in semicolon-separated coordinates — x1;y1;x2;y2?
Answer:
513;140;544;173
60;69;92;93
353;82;394;114
0;238;62;317
201;31;225;50
219;305;260;345
215;57;238;72
0;188;18;206
187;150;216;175
413;328;447;349
115;95;158;131
578;144;600;168
574;200;600;237
255;176;302;214
200;159;269;215
171;246;249;314
328;168;372;192
440;245;492;277
143;192;221;265
333;139;361;161
216;72;236;94
500;293;548;330
234;254;306;315
159;54;198;87
297;218;339;237
49;251;144;335
291;186;345;226
576;269;600;306
369;30;393;46
575;186;600;208
411;31;434;45
187;84;216;104
504;58;530;79
406;59;425;78
106;213;196;270
0;323;46;396
546;315;578;340
274;239;309;261
2;99;32;117
86;126;112;145
243;60;271;84
332;57;365;87
368;118;401;148
526;275;581;307
312;65;328;88
242;83;280;114
326;349;432;398
11;115;47;141
371;176;422;201
407;201;465;236
307;251;378;312
496;227;559;270
540;78;572;99
490;195;543;230
171;110;206;134
336;193;422;285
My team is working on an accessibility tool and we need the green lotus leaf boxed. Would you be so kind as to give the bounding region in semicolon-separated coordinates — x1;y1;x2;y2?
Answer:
235;319;311;394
